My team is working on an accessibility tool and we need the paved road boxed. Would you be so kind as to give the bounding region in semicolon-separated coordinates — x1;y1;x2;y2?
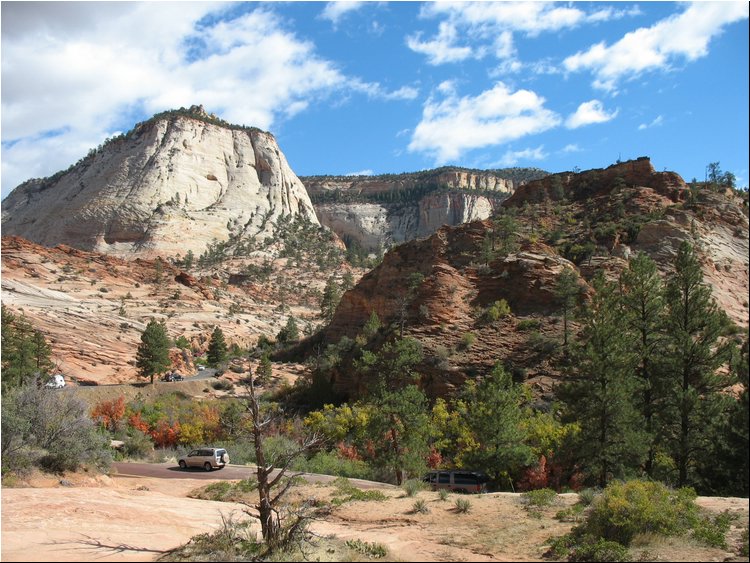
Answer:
112;462;396;490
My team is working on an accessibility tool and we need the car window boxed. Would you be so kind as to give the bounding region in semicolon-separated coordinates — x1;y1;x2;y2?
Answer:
454;473;478;485
189;450;198;456
438;472;450;484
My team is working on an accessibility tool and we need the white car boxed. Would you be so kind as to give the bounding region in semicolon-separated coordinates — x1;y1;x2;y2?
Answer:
197;366;205;371
45;374;66;389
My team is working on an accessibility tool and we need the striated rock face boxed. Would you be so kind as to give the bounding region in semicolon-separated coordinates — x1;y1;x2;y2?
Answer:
314;192;496;251
302;167;528;251
1;109;318;257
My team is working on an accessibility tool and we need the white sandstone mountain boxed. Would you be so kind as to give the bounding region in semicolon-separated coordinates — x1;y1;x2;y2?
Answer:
1;106;319;258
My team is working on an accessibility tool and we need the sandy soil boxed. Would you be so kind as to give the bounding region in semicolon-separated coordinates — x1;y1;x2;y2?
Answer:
2;470;748;563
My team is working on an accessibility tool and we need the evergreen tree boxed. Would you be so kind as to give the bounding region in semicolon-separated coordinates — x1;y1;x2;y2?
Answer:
560;274;647;487
320;276;341;322
619;252;667;477
276;316;300;346
1;305;53;392
367;384;431;485
256;353;273;384
662;242;732;487
207;326;228;367
136;319;171;384
554;267;581;351
461;364;534;483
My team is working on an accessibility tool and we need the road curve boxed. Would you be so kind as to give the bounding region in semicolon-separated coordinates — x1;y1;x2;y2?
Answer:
111;462;397;490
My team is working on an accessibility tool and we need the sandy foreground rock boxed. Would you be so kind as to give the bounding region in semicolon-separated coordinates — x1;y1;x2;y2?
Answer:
2;470;748;563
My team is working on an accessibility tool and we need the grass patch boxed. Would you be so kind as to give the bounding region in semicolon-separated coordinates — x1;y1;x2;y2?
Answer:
454;497;472;514
402;478;426;497
344;539;387;559
188;479;257;502
521;488;558;508
330;477;388;506
412;498;430;514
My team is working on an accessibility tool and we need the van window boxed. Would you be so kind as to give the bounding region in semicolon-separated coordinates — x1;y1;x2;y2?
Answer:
438;472;450;484
454;473;478;485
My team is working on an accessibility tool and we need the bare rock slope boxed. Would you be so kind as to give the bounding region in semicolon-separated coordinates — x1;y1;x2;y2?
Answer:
1;106;318;258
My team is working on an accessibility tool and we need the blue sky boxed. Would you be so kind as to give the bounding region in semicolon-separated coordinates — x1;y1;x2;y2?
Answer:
1;1;748;199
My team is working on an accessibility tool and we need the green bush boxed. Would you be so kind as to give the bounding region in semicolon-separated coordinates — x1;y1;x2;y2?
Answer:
412;498;430;514
516;318;542;331
403;478;426;497
482;299;512;323
123;429;154;459
438;489;450;501
454;498;472;513
570;538;629;562
344;539;387;559
690;511;733;549
330;477;388;505
295;450;374;480
459;332;476;350
521;488;558;507
580;480;700;546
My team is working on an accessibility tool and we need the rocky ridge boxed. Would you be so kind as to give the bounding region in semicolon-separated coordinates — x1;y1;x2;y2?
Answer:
308;158;749;400
1;106;319;258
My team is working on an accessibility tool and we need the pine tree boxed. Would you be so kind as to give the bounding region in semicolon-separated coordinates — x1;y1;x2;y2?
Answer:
320;276;341;322
554;267;581;351
276;316;300;346
560;273;646;487
367;384;431;485
619;252;667;477
207;326;228;367
461;363;534;483
1;305;53;391
136;319;171;384
662;242;732;487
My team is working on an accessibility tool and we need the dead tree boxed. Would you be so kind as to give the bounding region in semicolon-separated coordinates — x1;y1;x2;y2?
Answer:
244;370;322;550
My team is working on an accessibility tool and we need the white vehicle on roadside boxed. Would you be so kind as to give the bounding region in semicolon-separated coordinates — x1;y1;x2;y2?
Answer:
45;374;66;389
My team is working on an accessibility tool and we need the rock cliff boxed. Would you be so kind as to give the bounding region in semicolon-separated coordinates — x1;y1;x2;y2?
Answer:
303;167;544;251
1;106;318;258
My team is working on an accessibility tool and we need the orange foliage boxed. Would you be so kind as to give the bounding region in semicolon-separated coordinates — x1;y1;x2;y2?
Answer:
337;441;361;461
150;419;181;448
91;396;126;432
128;412;150;434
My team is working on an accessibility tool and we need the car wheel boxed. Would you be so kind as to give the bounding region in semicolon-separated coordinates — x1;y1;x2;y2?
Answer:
204;462;212;472
179;460;187;470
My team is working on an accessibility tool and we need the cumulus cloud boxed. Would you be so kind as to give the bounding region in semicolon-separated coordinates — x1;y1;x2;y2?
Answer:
563;2;749;91
408;82;560;163
566;100;619;129
0;3;411;195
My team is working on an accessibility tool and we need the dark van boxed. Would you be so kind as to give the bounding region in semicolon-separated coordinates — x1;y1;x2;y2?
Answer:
423;470;490;494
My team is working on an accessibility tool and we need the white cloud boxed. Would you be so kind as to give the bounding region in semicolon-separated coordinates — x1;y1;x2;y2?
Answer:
561;144;583;154
497;146;547;167
408;82;560;163
564;2;749;91
346;169;374;176
0;3;413;195
406;22;475;65
638;115;664;130
321;1;365;25
566;100;619;129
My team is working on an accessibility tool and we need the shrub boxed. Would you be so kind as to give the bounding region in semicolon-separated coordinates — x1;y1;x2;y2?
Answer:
690;511;733;548
123;429;154;459
580;480;700;546
521;488;558;507
459;332;476;350
517;318;542;331
344;539;387;559
454;498;472;513
211;379;234;392
412;498;430;514
577;487;600;506
403;478;426;497
330;477;388;505
570;538;629;562
295;450;373;480
438;489;450;501
482;299;512;323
